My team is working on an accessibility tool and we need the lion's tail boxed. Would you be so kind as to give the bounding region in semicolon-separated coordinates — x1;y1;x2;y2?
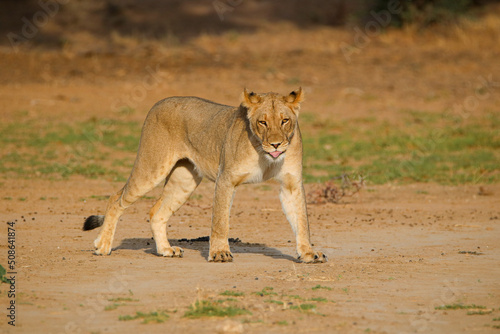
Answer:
83;215;105;231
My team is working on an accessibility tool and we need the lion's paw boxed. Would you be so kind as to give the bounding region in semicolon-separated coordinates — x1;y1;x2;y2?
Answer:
94;237;112;255
158;246;184;258
298;251;328;263
208;249;234;262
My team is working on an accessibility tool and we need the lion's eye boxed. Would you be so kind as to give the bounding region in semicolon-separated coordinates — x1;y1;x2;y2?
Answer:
281;119;289;125
258;121;267;126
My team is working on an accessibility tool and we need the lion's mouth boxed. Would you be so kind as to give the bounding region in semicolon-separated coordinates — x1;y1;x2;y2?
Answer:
269;151;283;158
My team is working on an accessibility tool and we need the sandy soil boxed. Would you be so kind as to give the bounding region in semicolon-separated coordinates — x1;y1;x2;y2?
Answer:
0;179;499;333
1;3;500;333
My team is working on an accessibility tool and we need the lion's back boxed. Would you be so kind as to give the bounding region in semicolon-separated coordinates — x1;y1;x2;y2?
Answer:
151;96;233;122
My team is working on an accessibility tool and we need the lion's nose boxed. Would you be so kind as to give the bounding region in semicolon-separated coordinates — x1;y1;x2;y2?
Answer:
270;142;281;149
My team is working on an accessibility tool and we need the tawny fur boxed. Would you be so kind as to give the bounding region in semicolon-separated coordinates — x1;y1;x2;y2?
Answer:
83;88;327;263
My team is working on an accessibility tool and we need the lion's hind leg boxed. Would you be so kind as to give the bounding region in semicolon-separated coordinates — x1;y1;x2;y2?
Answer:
93;158;179;255
150;159;202;257
93;188;126;255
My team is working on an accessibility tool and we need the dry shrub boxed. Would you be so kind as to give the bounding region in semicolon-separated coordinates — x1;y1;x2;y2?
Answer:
307;174;364;204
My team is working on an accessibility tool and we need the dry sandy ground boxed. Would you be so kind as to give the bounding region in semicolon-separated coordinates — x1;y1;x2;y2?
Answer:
1;6;500;333
0;178;499;333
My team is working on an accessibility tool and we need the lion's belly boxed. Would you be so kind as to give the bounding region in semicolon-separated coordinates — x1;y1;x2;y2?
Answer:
187;157;219;182
188;153;284;186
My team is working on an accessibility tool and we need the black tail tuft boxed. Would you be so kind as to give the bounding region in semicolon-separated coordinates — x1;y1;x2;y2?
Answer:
83;215;105;231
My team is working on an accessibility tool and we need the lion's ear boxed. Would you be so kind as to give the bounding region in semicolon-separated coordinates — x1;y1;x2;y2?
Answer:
241;88;261;108
285;87;304;106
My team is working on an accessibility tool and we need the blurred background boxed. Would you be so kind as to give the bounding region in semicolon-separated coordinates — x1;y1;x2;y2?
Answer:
0;0;499;184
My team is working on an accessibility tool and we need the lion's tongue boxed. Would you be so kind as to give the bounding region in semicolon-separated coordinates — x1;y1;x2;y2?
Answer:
270;151;282;158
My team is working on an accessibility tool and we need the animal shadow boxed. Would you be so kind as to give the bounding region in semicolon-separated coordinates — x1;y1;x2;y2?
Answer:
114;236;298;262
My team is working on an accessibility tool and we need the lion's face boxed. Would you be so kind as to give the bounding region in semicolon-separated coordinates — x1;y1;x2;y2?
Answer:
242;88;304;160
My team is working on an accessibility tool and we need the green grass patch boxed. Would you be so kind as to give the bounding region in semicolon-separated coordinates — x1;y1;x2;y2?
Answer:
435;304;486;310
2;110;498;185
0;118;140;180
90;195;109;201
301;111;500;184
108;297;139;302
107;295;139;311
0;265;12;284
290;303;316;311
276;320;288;325
286;294;304;300
183;300;251;319
216;298;237;303
219;290;244;297
241;319;264;324
310;297;328;303
253;287;278;297
105;303;124;311
265;300;284;305
311;285;332;291
119;311;169;324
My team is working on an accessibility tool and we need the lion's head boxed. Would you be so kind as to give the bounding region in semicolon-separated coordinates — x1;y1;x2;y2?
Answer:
241;88;304;160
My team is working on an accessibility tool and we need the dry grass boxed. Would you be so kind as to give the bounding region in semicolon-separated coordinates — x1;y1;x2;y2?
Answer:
307;174;364;204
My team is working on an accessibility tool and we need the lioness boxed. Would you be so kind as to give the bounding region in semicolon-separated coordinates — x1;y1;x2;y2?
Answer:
83;88;327;263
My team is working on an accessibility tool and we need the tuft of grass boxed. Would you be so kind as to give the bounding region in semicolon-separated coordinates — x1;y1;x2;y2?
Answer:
241;319;263;324
183;300;251;319
216;298;237;303
105;303;123;311
311;285;332;291
0;265;13;284
435;304;486;310
287;294;304;300
253;287;278;297
265;300;284;305
119;311;169;324
90;195;109;201
108;297;139;302
290;303;316;312
219;290;244;297
276;320;288;325
310;297;328;303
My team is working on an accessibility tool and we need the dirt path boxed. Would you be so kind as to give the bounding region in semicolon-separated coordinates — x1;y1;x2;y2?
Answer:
1;179;499;333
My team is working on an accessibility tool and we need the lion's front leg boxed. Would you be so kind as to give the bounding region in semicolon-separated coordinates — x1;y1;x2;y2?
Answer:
208;177;235;262
279;173;327;263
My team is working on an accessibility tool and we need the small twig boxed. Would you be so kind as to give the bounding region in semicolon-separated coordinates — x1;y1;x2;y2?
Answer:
306;173;364;204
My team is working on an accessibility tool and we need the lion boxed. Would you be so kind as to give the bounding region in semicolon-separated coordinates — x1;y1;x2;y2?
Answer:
83;88;327;263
